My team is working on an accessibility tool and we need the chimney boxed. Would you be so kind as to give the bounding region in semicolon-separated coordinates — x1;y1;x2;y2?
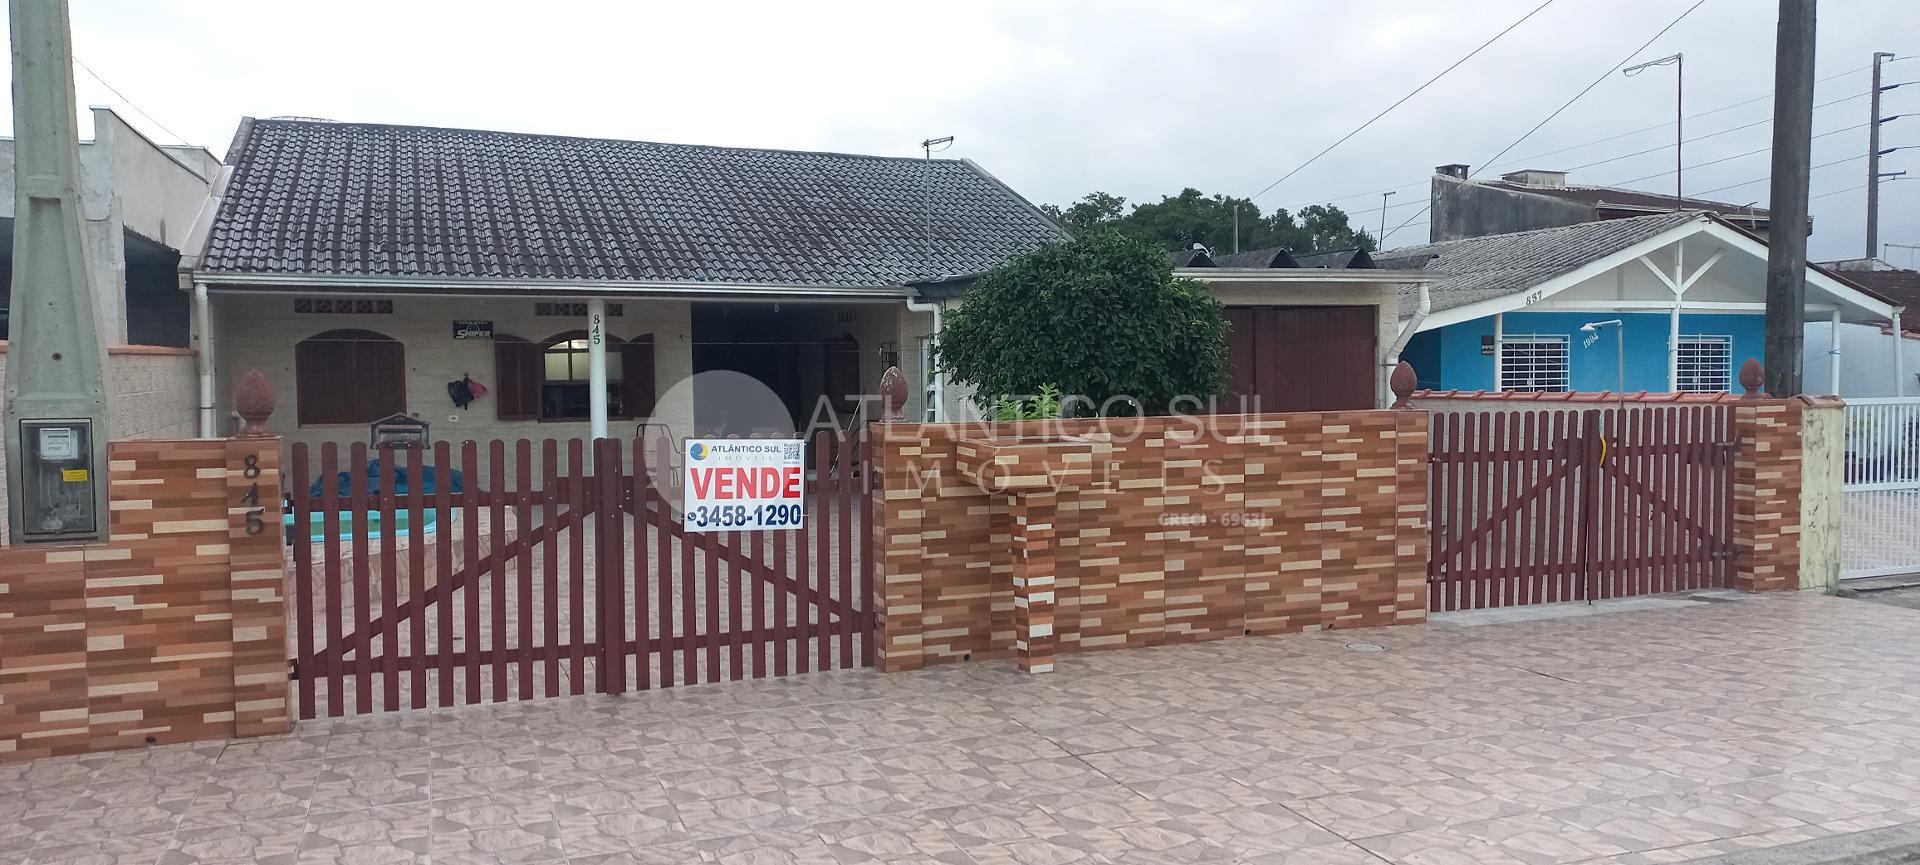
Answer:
1436;163;1469;179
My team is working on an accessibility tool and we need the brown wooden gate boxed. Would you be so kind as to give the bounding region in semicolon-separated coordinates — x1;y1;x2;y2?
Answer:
286;431;871;718
1427;406;1734;612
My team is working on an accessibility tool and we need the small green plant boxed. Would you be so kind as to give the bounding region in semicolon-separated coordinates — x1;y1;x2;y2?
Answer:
992;383;1065;421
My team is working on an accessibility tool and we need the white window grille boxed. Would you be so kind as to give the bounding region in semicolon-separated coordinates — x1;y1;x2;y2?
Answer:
1498;335;1570;393
1676;335;1733;392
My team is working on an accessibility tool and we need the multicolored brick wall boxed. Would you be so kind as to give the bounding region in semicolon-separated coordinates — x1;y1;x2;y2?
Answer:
0;437;290;762
871;411;1431;672
1732;399;1804;593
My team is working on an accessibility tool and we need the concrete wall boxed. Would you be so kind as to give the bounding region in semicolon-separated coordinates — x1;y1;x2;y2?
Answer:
0;345;198;542
1405;311;1765;393
1430;175;1593;243
1803;322;1920;398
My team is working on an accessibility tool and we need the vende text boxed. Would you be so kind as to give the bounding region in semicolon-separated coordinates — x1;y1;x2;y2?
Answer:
689;466;803;500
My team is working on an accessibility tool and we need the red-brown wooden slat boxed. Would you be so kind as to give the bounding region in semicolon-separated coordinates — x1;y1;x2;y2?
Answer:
632;438;651;692
815;431;833;666
292;444;316;719
489;440;508;701
567;439;586;695
1474;413;1493;610
378;445;399;711
1612;409;1629;599
1696;406;1715;588
774;516;790;677
858;428;875;666
1459;412;1478;611
795;438;813;674
1500;413;1519;608
1441;413;1460;612
1520;412;1538;606
837;431;855;668
1481;414;1500;609
541;440;560;697
350;441;372;714
1687;407;1704;590
516;440;535;699
728;526;744;682
1547;411;1566;604
704;529;721;683
682;502;698;685
1650;408;1667;595
751;526;766;679
1720;406;1735;588
656;435;676;689
598;438;628;693
1625;411;1642;598
407;446;428;709
1579;410;1602;602
462;440;482;703
435;441;455;707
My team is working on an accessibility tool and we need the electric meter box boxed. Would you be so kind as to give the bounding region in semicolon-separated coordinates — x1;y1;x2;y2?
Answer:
16;418;99;540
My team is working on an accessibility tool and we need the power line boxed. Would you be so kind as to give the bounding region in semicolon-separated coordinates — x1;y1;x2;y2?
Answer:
72;56;189;145
1691;153;1869;198
1607;122;1867;187
1557;91;1870;175
1379;0;1712;245
1247;0;1559;203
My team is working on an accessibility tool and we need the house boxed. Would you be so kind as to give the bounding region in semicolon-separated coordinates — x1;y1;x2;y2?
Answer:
1384;211;1898;395
1429;164;1773;243
180;118;1067;463
1807;259;1918;397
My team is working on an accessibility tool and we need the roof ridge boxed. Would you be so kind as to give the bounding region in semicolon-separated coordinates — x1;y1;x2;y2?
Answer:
248;116;970;166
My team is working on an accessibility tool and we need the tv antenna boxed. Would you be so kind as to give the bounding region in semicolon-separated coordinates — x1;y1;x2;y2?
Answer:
921;136;955;267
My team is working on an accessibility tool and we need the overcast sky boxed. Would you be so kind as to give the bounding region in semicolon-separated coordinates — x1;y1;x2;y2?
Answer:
10;0;1915;264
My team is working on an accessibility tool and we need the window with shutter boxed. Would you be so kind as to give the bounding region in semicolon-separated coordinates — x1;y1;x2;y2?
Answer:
295;329;407;425
493;335;540;420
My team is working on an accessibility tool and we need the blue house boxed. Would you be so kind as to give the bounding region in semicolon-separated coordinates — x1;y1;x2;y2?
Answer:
1380;212;1899;395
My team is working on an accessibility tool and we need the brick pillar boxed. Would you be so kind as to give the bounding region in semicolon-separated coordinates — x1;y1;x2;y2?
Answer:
226;436;291;736
872;427;927;672
1010;490;1058;673
1731;400;1803;592
1798;398;1844;591
1393;411;1432;622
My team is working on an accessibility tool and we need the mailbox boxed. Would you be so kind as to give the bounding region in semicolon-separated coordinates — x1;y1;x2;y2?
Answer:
16;418;98;539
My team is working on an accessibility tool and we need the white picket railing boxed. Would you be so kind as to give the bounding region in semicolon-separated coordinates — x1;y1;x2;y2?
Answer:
1844;397;1920;492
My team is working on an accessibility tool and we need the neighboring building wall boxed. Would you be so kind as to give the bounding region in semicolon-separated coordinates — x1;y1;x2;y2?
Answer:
0;345;198;542
0;107;216;346
213;294;694;486
1430;174;1593;243
1405;311;1765;393
0;436;290;761
1803;322;1920;397
871;411;1431;672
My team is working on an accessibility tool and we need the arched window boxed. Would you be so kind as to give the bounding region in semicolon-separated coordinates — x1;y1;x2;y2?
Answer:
294;329;406;425
494;331;655;421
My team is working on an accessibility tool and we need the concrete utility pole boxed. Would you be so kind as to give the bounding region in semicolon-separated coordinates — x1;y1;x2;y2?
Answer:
1763;0;1817;397
1866;50;1898;257
4;0;112;542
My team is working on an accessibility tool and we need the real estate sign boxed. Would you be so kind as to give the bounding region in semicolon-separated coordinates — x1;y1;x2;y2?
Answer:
682;439;806;531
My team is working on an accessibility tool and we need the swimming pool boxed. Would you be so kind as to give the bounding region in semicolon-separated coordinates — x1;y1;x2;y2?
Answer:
285;509;447;543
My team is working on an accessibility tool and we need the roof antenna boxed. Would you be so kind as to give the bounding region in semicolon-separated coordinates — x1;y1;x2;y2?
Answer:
920;136;955;272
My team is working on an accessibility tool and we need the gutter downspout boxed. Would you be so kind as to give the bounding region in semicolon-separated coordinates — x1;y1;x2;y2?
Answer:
1384;281;1432;406
905;297;943;421
195;282;216;437
1829;308;1842;396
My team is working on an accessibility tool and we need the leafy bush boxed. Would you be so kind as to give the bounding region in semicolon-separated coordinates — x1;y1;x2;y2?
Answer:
938;231;1228;416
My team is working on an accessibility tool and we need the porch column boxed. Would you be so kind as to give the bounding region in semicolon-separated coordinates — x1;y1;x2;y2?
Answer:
587;299;609;439
1893;307;1907;397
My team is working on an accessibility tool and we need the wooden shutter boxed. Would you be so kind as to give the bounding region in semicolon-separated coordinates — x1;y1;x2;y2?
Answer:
296;329;406;425
295;338;347;425
622;334;657;419
493;335;540;420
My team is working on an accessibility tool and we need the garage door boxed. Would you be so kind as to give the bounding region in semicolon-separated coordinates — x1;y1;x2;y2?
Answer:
1226;306;1377;412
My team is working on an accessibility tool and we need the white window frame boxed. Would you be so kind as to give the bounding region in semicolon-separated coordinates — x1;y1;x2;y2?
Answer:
1675;334;1733;393
1497;334;1570;393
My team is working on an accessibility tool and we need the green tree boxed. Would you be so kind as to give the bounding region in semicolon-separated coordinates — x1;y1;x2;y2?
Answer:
937;230;1227;416
1041;189;1376;253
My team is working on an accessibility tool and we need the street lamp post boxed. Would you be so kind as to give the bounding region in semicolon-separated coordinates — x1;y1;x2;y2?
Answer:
1624;53;1685;210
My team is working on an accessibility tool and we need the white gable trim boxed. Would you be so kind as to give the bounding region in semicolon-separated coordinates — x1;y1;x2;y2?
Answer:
1413;216;1896;332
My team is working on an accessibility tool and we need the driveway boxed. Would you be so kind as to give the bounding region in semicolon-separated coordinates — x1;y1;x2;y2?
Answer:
5;592;1920;865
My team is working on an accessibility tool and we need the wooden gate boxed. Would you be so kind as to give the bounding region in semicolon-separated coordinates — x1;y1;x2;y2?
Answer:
1427;406;1734;612
286;431;872;718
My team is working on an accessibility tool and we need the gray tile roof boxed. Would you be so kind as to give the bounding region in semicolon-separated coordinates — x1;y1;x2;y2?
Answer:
199;118;1067;287
1377;211;1703;317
